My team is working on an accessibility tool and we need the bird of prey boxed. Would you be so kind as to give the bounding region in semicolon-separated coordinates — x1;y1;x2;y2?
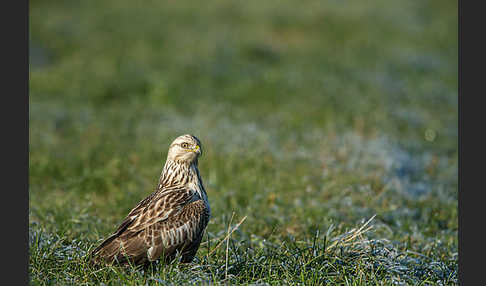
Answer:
91;134;211;266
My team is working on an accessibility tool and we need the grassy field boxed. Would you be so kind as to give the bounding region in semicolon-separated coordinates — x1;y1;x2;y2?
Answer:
29;0;457;284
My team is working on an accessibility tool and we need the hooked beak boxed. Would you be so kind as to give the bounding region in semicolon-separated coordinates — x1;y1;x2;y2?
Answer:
192;145;202;156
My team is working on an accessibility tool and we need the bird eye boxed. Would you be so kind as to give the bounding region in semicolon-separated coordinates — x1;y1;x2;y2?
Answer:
181;143;189;148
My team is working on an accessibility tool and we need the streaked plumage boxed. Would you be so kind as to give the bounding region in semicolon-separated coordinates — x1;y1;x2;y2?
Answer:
91;134;210;266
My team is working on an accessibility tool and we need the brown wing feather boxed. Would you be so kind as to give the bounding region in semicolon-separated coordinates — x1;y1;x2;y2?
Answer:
91;187;205;265
145;199;210;263
127;188;196;233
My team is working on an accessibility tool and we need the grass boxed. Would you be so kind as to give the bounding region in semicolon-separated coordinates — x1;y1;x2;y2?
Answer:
29;0;457;284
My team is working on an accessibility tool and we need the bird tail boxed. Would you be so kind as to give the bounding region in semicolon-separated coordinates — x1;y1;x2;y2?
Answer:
90;234;124;264
90;233;149;266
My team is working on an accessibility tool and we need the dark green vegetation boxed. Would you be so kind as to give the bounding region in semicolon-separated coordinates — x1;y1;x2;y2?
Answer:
29;0;457;284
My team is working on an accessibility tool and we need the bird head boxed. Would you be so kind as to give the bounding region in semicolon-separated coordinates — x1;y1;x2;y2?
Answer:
167;134;203;164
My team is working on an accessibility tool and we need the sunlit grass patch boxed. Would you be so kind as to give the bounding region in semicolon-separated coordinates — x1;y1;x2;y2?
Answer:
29;213;456;285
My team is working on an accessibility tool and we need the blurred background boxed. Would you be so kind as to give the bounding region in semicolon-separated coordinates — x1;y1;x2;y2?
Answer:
29;0;457;282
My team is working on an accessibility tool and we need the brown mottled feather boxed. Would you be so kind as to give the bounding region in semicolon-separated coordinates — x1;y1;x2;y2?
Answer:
91;134;210;266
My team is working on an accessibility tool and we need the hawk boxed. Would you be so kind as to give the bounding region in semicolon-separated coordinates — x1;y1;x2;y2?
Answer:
91;134;211;266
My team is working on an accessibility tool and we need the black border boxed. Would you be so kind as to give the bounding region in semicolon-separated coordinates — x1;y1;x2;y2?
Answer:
458;0;482;284
3;0;29;283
